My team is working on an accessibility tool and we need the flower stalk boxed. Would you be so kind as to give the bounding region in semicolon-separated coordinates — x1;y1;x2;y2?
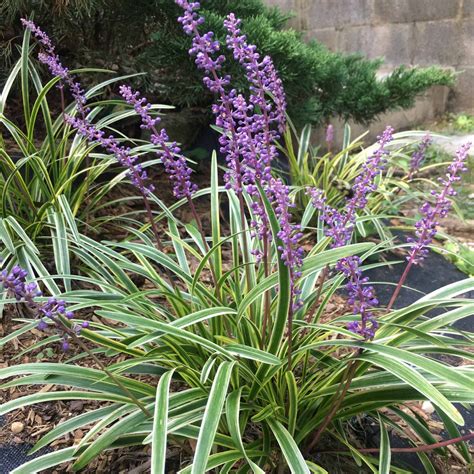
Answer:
388;142;471;309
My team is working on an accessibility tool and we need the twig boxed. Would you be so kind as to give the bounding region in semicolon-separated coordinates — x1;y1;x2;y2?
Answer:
320;432;474;454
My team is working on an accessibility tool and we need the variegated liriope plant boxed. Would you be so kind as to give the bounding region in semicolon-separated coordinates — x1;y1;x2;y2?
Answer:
1;2;473;473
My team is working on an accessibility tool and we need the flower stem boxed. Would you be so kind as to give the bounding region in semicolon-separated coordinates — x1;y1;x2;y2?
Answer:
260;234;271;348
322;432;474;454
387;258;414;310
306;358;359;452
141;193;178;291
55;316;152;418
187;196;219;292
287;305;294;370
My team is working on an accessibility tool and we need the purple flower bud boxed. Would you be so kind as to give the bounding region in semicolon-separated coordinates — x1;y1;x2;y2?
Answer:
408;134;431;180
37;320;48;331
306;187;326;210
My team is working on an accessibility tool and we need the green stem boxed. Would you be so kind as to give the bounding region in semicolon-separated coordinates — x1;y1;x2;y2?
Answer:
187;196;218;292
141;192;178;291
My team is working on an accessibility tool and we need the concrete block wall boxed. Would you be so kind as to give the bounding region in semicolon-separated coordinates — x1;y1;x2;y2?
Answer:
267;0;473;140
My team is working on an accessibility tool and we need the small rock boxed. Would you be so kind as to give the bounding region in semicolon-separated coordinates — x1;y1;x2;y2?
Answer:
11;421;24;434
421;401;435;414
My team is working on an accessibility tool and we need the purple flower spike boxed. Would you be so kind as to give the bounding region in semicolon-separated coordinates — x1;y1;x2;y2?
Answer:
0;264;85;351
22;20;155;196
176;1;302;309
306;127;394;339
346;126;393;215
21;19;88;116
409;133;432;179
267;178;304;310
119;85;197;199
338;256;379;339
224;13;286;133
407;142;471;265
65;115;155;195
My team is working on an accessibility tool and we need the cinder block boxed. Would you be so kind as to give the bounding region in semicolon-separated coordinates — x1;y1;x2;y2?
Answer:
264;0;301;29
461;20;474;65
268;0;298;11
413;20;462;65
338;24;413;65
311;86;449;147
306;27;338;50
463;0;474;17
370;24;414;64
307;0;372;29
450;67;474;112
373;0;460;24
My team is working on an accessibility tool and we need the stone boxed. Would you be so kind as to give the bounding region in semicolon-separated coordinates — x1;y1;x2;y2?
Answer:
11;422;24;434
267;0;301;29
413;20;462;66
307;0;372;29
373;0;460;24
421;401;435;414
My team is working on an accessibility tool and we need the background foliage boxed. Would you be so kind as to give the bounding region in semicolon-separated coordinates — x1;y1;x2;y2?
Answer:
1;0;454;127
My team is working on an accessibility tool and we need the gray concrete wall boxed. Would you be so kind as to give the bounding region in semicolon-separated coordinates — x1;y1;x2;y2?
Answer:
267;0;473;137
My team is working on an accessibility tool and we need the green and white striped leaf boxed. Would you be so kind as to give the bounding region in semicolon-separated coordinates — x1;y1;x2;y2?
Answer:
151;369;175;474
191;361;235;474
